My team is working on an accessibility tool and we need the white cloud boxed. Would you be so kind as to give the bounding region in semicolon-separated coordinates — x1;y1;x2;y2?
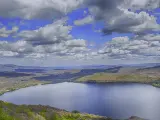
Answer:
0;39;89;59
0;0;83;19
0;0;159;65
103;10;160;34
74;15;94;26
127;0;160;10
18;18;72;45
0;26;19;37
97;35;160;60
111;36;129;44
150;41;160;47
0;18;89;59
135;34;160;41
0;51;18;57
75;0;160;34
65;39;87;47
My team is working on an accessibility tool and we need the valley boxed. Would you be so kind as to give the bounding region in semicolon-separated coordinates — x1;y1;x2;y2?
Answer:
0;64;160;96
0;63;159;120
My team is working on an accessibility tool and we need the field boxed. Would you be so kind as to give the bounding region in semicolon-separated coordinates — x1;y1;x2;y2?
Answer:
76;66;160;87
0;76;50;95
77;73;159;82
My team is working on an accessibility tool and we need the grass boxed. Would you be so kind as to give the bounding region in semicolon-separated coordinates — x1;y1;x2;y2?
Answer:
0;80;51;96
0;108;16;120
0;100;145;120
152;80;160;87
0;101;115;120
152;83;160;87
76;72;160;86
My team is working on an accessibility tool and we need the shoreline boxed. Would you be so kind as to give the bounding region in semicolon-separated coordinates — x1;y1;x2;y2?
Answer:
1;80;160;96
0;81;52;96
75;80;160;88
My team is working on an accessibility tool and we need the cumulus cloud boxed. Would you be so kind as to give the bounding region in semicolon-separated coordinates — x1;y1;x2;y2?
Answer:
0;18;89;59
18;18;72;45
97;35;160;60
0;40;34;57
102;11;160;34
65;39;86;47
74;15;94;26
0;0;83;19
127;0;160;10
74;0;160;34
134;34;160;41
0;26;19;37
1;0;160;34
0;51;18;57
0;39;88;59
112;36;129;44
0;0;159;64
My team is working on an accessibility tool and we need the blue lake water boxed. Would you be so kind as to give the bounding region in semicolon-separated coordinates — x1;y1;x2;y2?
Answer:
0;82;160;120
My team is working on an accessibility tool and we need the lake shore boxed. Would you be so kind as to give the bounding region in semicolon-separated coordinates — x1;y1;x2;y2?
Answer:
76;72;160;88
1;80;160;97
0;81;52;96
76;80;160;88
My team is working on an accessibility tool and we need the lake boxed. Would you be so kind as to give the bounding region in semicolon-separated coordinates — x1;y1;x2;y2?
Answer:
0;82;160;120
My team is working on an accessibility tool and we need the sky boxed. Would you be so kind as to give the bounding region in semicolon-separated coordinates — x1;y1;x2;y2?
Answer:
0;0;160;66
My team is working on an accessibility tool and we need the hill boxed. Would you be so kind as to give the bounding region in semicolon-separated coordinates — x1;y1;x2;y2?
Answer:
76;66;160;86
0;101;145;120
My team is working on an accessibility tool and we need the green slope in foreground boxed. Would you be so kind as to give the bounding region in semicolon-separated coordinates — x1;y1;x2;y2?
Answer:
0;101;144;120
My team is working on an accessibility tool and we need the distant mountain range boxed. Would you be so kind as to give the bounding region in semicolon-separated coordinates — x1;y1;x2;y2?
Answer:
0;63;159;72
72;63;160;69
120;63;160;68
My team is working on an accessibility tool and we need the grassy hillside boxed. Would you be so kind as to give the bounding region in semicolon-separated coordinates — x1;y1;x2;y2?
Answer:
0;79;50;96
77;73;158;82
76;66;160;85
0;101;145;120
76;72;160;88
0;101;105;120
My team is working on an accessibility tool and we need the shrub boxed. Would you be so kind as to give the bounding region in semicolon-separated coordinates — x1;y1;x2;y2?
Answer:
72;110;80;114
